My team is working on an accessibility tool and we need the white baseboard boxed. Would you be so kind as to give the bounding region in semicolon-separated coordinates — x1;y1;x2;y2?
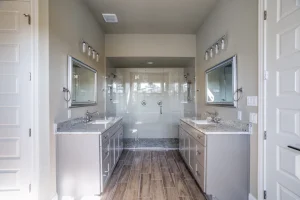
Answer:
51;194;58;200
249;193;257;200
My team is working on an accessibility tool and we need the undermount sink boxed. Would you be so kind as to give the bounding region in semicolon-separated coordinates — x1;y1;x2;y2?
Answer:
191;120;213;125
89;120;112;125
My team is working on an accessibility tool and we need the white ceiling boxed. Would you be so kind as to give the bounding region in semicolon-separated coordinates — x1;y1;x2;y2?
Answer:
107;57;195;68
83;0;218;34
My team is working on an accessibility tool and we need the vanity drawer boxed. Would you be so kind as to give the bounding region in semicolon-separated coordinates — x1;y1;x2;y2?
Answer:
195;141;206;167
195;160;205;192
109;119;122;135
180;120;206;146
100;119;123;146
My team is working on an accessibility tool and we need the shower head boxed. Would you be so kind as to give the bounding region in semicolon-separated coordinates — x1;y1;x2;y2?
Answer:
110;73;117;78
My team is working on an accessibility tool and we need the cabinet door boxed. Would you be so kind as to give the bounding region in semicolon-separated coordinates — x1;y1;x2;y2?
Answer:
189;135;196;173
114;132;119;161
184;133;190;164
110;135;115;169
119;128;124;157
179;128;184;156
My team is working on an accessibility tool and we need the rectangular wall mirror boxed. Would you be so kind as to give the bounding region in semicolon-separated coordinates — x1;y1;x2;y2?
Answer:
68;56;97;107
205;55;237;107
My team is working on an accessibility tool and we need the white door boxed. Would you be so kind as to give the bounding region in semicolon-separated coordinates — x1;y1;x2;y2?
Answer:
266;0;300;199
0;1;32;199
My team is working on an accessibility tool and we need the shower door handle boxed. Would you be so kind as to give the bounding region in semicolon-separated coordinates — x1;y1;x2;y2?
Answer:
160;106;162;114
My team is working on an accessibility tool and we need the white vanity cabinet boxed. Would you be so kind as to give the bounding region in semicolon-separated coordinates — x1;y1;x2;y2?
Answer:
57;119;123;199
179;119;250;200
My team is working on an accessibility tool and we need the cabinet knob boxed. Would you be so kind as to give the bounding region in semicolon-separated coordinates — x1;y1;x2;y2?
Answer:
197;150;201;155
197;135;202;139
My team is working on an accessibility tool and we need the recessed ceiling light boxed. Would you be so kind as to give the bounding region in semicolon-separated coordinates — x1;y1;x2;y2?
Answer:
102;13;118;23
147;61;154;65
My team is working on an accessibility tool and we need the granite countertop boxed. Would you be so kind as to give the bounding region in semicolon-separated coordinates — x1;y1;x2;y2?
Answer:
55;116;122;135
180;118;251;135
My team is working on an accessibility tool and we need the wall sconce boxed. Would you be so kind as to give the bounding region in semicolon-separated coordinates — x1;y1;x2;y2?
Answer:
96;53;99;62
88;46;92;57
82;41;87;53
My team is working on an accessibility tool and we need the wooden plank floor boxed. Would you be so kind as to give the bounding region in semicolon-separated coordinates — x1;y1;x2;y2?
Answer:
102;150;206;200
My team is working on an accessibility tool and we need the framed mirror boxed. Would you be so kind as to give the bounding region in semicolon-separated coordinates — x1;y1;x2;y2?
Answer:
68;56;97;107
205;55;237;107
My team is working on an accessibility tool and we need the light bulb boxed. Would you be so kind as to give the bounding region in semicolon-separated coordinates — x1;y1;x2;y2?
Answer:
221;38;225;50
92;50;96;59
82;42;87;53
88;47;92;57
215;43;219;54
210;48;213;58
205;51;209;60
96;53;99;62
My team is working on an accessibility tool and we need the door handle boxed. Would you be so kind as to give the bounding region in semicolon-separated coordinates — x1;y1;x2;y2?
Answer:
288;145;300;152
23;14;31;25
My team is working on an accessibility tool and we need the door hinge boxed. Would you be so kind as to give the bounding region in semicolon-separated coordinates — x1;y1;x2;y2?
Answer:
29;183;31;193
264;131;267;140
264;10;267;20
29;128;32;137
264;70;269;80
264;190;267;199
29;72;32;81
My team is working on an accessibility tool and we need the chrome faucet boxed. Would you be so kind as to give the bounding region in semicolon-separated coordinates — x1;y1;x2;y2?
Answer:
205;110;221;123
85;110;99;122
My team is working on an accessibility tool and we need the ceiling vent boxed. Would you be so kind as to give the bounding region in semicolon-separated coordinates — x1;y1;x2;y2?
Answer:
102;13;118;23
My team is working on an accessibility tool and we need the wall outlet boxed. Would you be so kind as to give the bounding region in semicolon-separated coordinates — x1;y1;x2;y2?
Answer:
68;109;71;119
237;111;242;120
247;96;258;106
249;113;258;124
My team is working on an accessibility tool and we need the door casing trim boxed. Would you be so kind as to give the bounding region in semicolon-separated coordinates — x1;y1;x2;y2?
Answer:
258;0;266;199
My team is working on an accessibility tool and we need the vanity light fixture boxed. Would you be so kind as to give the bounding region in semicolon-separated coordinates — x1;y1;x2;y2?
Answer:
204;35;227;61
88;46;92;57
81;40;99;62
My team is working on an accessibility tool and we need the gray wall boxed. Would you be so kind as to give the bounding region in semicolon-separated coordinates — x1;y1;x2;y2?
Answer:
49;0;105;196
196;0;258;197
105;34;196;57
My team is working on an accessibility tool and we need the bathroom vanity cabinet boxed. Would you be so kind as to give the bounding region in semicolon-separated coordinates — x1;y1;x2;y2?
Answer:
179;119;250;200
56;118;123;199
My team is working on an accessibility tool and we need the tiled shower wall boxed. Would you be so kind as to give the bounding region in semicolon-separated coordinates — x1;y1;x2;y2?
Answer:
106;67;195;148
